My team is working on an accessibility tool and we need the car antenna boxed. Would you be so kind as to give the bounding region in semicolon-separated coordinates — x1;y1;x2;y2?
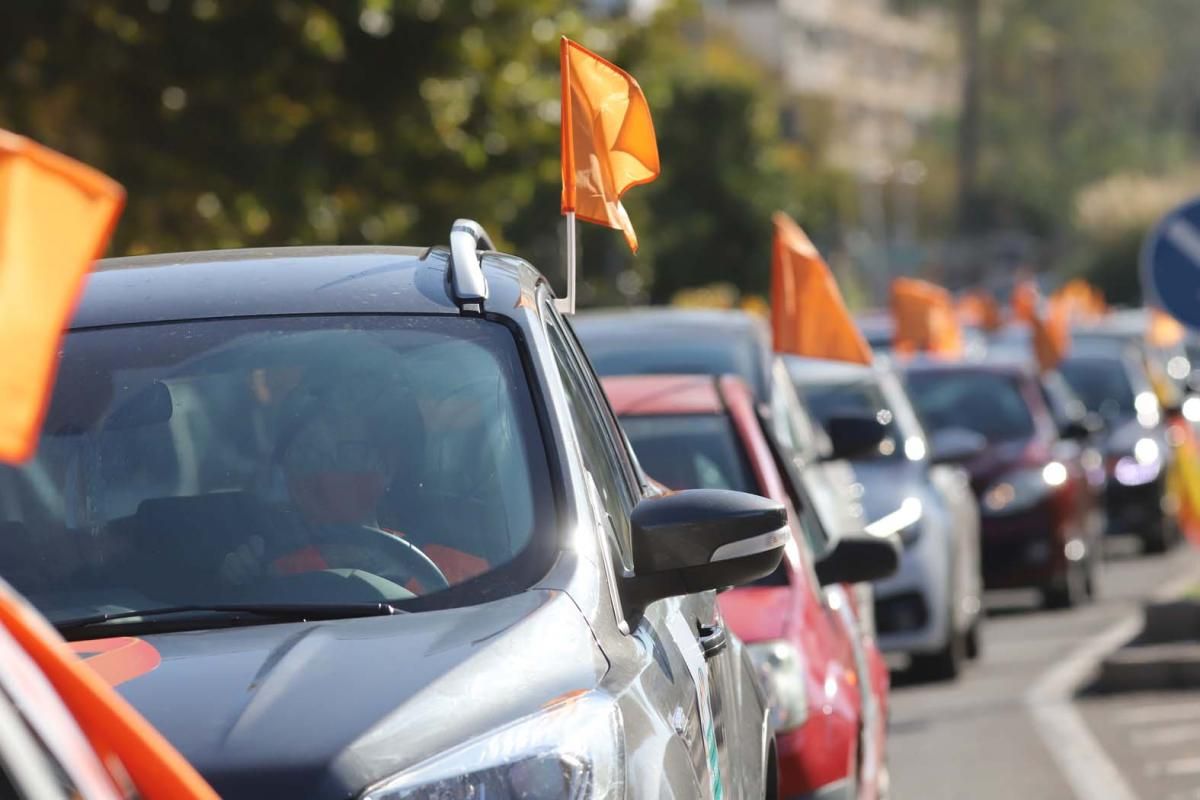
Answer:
447;218;493;314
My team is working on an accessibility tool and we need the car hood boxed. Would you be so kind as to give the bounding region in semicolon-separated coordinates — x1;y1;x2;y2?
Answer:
962;438;1038;492
1104;416;1160;457
111;590;607;799
847;460;930;525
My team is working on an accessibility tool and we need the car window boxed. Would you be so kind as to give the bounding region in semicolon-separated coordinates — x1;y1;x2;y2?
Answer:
545;311;635;563
1060;357;1136;419
799;379;910;460
905;370;1036;443
0;316;556;623
619;414;757;494
768;363;824;462
1038;373;1087;428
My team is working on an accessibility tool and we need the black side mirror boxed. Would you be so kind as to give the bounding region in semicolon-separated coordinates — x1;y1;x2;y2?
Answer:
929;428;985;464
624;489;788;618
825;415;887;461
814;533;900;586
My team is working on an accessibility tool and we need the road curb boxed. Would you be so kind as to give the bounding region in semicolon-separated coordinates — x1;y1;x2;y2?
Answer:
1091;596;1200;694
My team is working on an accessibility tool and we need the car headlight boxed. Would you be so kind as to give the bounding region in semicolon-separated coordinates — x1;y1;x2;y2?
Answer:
981;464;1064;515
362;693;623;800
864;497;923;545
747;640;808;733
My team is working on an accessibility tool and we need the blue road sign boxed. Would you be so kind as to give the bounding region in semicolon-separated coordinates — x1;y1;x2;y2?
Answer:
1142;196;1200;330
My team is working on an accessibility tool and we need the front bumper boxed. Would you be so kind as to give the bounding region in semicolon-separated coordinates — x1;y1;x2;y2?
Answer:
980;502;1064;589
871;524;950;655
1105;474;1167;537
776;713;857;800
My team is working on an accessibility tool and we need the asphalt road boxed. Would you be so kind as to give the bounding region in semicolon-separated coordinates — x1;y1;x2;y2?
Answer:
887;538;1200;800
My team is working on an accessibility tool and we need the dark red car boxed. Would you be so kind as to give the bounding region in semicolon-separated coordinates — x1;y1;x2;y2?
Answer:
903;360;1102;608
604;373;896;800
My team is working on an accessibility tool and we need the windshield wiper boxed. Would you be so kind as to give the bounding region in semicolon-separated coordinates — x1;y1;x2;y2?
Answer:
54;602;403;636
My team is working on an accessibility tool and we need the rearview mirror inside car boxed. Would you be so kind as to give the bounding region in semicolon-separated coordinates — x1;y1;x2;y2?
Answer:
624;489;788;619
104;381;174;430
825;415;887;461
814;533;900;587
929;427;985;464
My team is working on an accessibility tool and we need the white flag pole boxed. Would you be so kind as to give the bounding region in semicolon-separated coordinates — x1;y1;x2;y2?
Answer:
556;211;577;315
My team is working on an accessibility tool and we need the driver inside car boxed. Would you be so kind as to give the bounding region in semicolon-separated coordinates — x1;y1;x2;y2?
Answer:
220;372;490;593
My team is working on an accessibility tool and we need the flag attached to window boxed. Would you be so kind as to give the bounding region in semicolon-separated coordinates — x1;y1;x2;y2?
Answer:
770;212;872;365
0;131;124;463
560;37;660;253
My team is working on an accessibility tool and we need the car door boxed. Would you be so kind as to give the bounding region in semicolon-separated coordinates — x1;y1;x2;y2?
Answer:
547;305;750;798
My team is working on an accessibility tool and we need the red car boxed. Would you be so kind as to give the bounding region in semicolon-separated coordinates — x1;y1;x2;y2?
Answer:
605;373;896;800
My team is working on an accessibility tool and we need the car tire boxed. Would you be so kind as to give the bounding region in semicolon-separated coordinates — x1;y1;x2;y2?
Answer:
965;618;982;660
909;618;964;682
1041;559;1088;609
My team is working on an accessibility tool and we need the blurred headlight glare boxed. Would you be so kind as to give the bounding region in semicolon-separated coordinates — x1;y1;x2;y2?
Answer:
1134;437;1160;465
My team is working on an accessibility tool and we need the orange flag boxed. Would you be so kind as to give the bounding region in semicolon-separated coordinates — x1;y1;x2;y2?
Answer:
892;277;963;358
956;291;1002;331
560;37;660;253
0;581;218;798
770;212;871;364
1011;278;1039;324
0;131;124;463
1032;299;1071;372
1148;307;1185;348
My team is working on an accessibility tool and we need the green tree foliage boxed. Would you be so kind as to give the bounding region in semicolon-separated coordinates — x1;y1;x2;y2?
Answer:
0;0;839;304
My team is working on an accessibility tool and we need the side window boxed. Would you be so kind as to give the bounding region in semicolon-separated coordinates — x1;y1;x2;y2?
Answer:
544;308;635;561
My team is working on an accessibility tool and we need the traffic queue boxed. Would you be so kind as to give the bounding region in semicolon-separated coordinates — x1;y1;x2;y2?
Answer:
0;36;1198;800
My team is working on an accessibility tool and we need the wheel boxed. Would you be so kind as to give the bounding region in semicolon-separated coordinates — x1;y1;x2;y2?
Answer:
965;618;983;660
909;626;965;682
1041;559;1088;609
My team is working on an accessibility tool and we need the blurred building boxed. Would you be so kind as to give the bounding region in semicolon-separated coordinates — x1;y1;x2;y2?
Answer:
713;0;960;173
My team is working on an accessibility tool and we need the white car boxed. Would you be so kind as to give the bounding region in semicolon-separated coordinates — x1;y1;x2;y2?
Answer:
784;355;984;680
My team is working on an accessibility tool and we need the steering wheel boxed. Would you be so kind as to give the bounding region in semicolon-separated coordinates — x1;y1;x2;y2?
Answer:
327;525;450;593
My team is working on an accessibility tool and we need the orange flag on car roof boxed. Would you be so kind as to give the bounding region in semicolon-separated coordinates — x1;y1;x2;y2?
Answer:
1149;307;1186;348
769;212;872;365
1032;298;1071;372
891;277;963;358
560;36;660;253
0;131;124;463
956;290;1002;331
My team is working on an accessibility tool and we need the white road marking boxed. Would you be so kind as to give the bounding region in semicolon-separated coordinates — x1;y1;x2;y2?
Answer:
1023;563;1200;800
1116;702;1200;728
1130;723;1200;748
1167;218;1200;269
1149;756;1200;778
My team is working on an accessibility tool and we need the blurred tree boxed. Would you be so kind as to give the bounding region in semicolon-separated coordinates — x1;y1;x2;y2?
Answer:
0;0;842;304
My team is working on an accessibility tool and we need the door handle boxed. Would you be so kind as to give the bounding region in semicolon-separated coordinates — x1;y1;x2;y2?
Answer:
698;623;727;659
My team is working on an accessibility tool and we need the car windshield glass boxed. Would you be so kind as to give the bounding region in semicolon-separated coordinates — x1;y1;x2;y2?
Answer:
579;332;764;398
619;414;757;494
0;316;554;625
1060;357;1135;418
800;381;906;460
905;371;1036;443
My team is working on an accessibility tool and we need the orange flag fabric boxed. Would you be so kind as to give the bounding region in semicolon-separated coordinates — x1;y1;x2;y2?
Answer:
769;213;872;364
891;277;963;358
0;580;218;799
0;131;124;463
1149;307;1186;348
1011;278;1039;324
956;291;1002;331
1051;279;1107;323
1032;299;1071;372
560;37;660;253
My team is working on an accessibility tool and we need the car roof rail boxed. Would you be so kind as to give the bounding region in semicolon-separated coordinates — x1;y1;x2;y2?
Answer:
448;218;494;311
